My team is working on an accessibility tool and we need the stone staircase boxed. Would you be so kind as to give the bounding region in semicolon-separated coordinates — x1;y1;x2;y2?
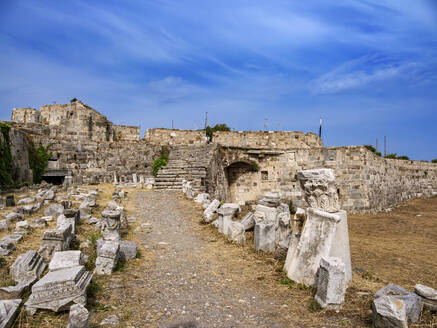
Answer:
154;144;217;192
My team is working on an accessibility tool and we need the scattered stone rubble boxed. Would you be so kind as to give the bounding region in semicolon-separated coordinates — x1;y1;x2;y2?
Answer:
0;250;46;298
67;303;89;328
0;299;21;328
414;284;437;311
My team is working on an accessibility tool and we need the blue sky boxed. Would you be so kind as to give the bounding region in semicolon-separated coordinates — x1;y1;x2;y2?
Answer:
0;0;436;160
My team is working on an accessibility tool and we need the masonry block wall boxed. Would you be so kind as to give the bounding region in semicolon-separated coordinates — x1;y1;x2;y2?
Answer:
144;128;207;145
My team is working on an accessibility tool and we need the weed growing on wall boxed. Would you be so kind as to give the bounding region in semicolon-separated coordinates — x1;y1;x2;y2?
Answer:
152;146;170;176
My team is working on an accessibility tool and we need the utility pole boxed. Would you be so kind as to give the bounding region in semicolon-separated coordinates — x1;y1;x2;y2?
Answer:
264;118;268;131
376;138;378;152
318;117;322;138
204;112;208;129
384;136;387;157
171;120;174;129
278;123;280;131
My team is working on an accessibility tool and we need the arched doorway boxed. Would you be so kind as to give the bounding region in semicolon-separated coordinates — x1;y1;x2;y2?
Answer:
226;160;259;204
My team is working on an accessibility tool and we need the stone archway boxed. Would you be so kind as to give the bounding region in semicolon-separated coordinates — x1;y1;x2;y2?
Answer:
225;160;259;204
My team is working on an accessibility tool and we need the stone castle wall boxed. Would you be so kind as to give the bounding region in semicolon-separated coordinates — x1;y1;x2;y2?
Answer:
113;125;140;141
144;128;207;145
215;146;437;213
214;131;322;149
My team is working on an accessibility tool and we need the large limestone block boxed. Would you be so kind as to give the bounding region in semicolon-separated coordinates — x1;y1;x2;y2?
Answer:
25;265;92;313
415;284;437;311
119;240;137;260
374;284;422;323
67;303;89;328
285;208;341;286
240;212;255;231
203;199;220;223
254;204;277;224
225;221;246;245
49;251;84;271
100;210;121;241
95;241;120;275
0;299;22;328
297;168;340;213
275;206;291;249
44;204;64;217
39;224;73;259
314;257;346;310
194;193;210;204
372;295;408;328
254;223;275;252
257;192;281;207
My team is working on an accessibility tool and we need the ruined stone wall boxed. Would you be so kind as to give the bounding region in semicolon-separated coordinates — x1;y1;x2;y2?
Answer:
213;131;322;149
28;133;160;185
144;128;207;145
11;108;41;124
215;146;437;213
112;125;140;141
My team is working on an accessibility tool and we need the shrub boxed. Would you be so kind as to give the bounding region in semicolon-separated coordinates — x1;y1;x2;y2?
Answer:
384;153;410;160
151;147;169;176
0;123;12;186
364;145;381;157
28;142;52;184
205;123;231;141
432;159;437;163
70;98;78;103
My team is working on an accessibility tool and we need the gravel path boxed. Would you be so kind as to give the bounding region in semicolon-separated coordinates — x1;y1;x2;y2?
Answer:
126;190;299;328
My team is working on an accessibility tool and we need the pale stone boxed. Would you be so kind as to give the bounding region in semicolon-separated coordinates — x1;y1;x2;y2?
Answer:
415;284;437;311
132;173;137;184
217;206;235;234
372;295;408;328
0;240;14;256
49;251;84;271
275;205;291;249
0;220;8;231
1;234;23;245
0;299;21;328
203;199;220;223
39;224;73;259
5;212;23;222
194;193;210;204
254;223;275;252
284;208;306;274
374;284;422;323
67;303;89;328
95;240;120;275
225;221;246;245
240;212;255;231
296;168;340;213
285;208;341;286
100;314;119;325
25;265;92;313
315;257;346;310
17;197;35;205
119;240;137;260
57;214;77;234
44;204;64;217
100;210;121;241
254;204;278;224
257;192;281;207
30;218;47;229
220;203;240;215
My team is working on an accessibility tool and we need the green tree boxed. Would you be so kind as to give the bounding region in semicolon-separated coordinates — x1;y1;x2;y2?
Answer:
70;98;78;103
205;123;231;141
28;143;52;184
432;159;437;163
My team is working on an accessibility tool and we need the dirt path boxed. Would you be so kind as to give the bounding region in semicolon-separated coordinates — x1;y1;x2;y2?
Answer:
124;190;301;328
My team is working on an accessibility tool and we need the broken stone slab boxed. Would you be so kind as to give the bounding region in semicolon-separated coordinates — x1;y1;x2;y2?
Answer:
119;240;137;260
194;193;210;204
284;208;352;287
314;257;346;311
10;250;46;284
5;212;23;222
217;206;236;234
276;204;291;250
100;314;120;326
224;221;246;245
41;215;53;222
0;220;8;231
374;284;422;323
15;220;29;234
22;203;41;215
254;223;275;252
257;192;281;207
1;234;23;245
254;204;278;224
95;240;120;275
44;204;64;217
415;284;437;311
220;203;240;215
0;240;15;256
296;168;340;213
49;251;84;271
57;214;77;234
30;218;47;229
0;250;46;299
39;224;73;259
372;295;408;328
25;265;92;314
202;199;220;223
67;303;89;328
17;197;35;205
0;299;22;328
87;217;99;225
240;212;255;231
